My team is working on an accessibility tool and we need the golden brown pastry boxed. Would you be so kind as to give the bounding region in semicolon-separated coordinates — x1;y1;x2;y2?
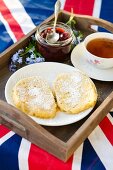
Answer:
13;76;56;118
53;72;97;114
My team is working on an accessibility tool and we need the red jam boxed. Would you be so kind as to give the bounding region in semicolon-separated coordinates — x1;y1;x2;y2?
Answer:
36;23;72;62
40;27;70;41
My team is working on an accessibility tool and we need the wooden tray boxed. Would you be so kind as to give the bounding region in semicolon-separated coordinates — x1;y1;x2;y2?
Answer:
0;10;113;162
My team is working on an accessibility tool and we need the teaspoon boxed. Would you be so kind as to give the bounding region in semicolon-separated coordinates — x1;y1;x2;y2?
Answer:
46;0;61;44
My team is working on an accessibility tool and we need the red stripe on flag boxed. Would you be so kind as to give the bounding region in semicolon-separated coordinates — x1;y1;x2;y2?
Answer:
99;116;113;146
0;125;10;138
0;0;24;40
28;144;73;170
64;0;95;15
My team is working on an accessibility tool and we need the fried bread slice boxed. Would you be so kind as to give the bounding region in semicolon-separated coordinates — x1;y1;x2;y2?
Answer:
53;72;97;114
13;76;56;118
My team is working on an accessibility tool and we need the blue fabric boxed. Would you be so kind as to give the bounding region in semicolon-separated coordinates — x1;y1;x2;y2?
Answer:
0;21;13;53
99;0;113;32
81;139;106;170
0;134;22;170
19;0;56;26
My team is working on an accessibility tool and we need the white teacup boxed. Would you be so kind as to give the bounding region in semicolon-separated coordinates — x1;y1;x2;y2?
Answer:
81;32;113;69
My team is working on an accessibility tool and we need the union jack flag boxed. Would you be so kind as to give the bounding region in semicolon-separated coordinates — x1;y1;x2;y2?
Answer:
0;0;113;170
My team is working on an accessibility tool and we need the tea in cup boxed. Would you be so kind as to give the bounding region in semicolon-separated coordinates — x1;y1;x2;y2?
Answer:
81;32;113;69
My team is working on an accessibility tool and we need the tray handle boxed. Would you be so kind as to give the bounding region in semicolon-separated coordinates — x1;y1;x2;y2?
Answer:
0;113;26;137
0;99;66;160
0;99;36;138
62;10;113;33
81;15;113;33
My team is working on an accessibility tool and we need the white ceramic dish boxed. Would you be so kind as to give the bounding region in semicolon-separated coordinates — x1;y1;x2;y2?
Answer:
5;62;93;126
71;43;113;81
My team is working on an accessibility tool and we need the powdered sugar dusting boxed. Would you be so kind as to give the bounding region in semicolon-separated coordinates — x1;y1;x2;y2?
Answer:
15;76;55;110
28;87;42;96
71;73;82;83
29;96;52;110
66;88;81;104
17;87;26;101
27;87;53;110
56;73;83;107
60;81;81;106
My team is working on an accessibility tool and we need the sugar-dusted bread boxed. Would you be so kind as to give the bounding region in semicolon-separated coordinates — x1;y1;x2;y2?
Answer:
53;72;97;114
13;76;56;118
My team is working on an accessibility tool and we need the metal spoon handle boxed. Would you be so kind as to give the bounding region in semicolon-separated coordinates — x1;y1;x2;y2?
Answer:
53;0;61;32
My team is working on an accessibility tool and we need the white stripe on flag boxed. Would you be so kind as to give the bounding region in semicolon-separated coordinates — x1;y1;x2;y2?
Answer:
88;126;113;170
92;0;102;30
0;131;15;145
107;113;113;125
0;13;17;42
92;0;102;18
60;0;66;9
72;144;83;170
18;138;31;170
4;0;36;34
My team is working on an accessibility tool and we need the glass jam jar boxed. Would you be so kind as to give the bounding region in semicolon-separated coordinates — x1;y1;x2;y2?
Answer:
35;22;73;62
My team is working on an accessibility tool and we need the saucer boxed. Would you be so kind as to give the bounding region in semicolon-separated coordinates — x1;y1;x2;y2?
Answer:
71;43;113;81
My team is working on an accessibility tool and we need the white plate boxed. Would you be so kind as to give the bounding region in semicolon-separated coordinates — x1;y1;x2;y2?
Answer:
71;43;113;81
5;62;93;126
